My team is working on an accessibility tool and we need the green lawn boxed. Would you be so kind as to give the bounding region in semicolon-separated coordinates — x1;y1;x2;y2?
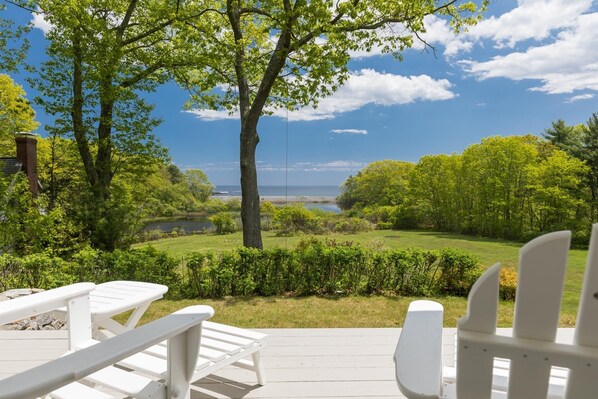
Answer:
133;229;587;327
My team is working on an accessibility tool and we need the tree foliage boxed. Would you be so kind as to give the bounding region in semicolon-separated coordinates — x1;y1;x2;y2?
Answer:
185;169;214;202
179;0;488;248
0;175;82;256
0;74;39;153
0;3;29;72
541;114;598;222
15;0;214;249
341;134;591;242
337;160;414;210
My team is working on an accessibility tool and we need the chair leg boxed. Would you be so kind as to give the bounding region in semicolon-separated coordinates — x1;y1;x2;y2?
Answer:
252;351;266;385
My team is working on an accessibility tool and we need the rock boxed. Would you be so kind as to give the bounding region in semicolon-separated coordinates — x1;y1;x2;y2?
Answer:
36;314;54;327
0;288;64;331
51;320;64;329
0;324;18;331
17;320;30;330
2;288;35;299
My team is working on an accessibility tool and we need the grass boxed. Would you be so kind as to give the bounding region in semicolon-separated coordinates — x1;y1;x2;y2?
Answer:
133;229;587;327
134;230;525;265
134;296;519;328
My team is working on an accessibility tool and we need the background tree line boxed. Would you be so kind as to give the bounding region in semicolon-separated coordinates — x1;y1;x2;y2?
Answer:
339;113;598;244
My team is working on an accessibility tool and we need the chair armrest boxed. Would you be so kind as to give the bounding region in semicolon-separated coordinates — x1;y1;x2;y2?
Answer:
0;305;214;399
0;283;95;325
395;300;444;399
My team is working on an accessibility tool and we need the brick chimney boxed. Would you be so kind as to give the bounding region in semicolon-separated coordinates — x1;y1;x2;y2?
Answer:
15;132;39;196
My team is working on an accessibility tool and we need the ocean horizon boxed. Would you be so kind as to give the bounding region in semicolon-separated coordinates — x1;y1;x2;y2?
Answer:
214;185;342;197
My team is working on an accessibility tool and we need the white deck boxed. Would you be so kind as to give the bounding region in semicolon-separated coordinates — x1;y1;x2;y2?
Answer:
0;328;576;399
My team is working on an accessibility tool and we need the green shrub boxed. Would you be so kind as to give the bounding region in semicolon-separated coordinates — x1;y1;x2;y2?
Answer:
0;241;482;302
334;217;373;234
376;222;393;230
260;201;277;231
209;212;237;234
435;248;482;296
363;205;398;223
185;252;214;298
0;254;21;292
0;252;75;290
274;205;323;235
20;253;76;289
183;239;482;298
0;247;183;298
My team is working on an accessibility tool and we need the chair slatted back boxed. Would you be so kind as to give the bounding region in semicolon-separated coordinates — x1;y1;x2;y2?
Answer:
565;225;598;398
456;226;598;399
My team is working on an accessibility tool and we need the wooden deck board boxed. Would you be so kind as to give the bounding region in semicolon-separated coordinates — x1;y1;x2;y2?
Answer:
192;328;406;399
0;330;68;381
0;327;577;398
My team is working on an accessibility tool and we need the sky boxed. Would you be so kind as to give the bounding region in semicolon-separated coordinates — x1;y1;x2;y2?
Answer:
4;0;598;186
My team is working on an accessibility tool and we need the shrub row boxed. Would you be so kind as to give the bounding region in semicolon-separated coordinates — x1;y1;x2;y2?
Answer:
1;240;508;301
184;239;483;298
0;247;182;298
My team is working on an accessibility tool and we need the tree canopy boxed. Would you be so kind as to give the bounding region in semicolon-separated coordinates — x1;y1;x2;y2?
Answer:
0;74;39;153
341;134;591;242
16;0;212;249
337;160;414;210
178;0;488;248
0;3;29;72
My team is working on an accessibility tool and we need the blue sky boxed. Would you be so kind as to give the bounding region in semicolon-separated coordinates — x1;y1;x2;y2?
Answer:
4;0;598;186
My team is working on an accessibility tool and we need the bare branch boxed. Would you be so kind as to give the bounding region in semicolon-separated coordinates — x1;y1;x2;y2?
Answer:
414;30;437;58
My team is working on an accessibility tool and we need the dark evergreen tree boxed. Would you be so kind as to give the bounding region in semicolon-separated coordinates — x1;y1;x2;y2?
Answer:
543;119;578;154
580;113;598;221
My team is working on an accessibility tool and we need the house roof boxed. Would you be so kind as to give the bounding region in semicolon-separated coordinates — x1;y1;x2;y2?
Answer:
0;158;23;178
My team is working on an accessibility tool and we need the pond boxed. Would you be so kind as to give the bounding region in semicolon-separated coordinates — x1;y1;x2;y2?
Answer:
143;218;212;233
143;202;341;233
305;203;341;213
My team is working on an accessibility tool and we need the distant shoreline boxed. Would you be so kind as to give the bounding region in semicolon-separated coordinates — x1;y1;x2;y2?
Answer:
212;194;337;204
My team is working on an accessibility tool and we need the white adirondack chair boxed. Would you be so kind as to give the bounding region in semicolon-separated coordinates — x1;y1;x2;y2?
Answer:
0;282;214;399
395;224;598;399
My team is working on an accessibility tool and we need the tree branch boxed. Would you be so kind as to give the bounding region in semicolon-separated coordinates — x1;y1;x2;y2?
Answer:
117;0;138;37
118;61;165;88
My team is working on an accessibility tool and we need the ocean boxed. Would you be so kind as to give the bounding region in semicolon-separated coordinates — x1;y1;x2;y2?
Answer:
214;185;342;197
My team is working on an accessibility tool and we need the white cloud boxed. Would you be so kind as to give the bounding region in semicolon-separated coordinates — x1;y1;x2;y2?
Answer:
286;69;455;120
566;93;595;103
291;160;366;172
461;12;598;94
188;69;456;122
186;109;239;121
331;129;368;135
424;0;593;57
182;161;239;171
189;159;364;173
31;11;53;34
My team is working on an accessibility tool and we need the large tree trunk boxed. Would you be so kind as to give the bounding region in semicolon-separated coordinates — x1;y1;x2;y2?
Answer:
240;121;263;249
71;27;118;251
